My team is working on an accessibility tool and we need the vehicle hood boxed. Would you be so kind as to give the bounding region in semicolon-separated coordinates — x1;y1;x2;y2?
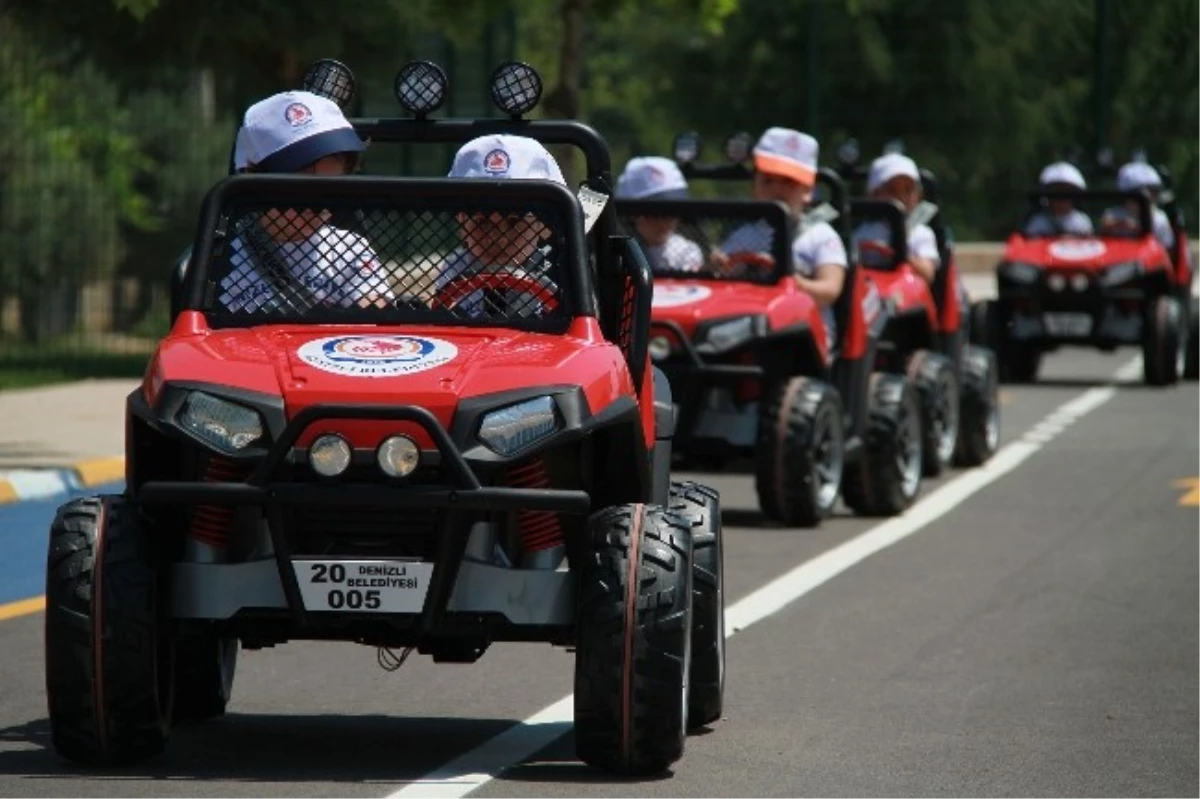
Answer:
1003;234;1167;270
651;277;817;336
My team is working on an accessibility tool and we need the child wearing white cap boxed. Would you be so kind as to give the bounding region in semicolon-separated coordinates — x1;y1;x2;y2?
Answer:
718;127;848;346
437;134;566;317
616;157;703;273
1100;162;1176;252
851;153;940;283
1024;162;1094;238
218;90;393;313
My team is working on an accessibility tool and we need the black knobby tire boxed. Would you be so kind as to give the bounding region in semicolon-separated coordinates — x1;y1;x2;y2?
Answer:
754;377;845;527
45;496;173;766
953;345;1001;467
906;350;959;477
668;481;724;730
574;503;693;775
968;299;999;351
1184;297;1199;381
842;373;923;517
1143;295;1182;386
1002;340;1041;384
173;630;237;722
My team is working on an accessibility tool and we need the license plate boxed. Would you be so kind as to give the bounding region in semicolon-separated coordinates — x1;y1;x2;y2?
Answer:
1043;313;1093;337
291;559;434;613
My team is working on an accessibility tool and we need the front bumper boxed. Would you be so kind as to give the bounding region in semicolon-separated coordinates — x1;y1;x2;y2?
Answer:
997;277;1149;346
137;403;590;644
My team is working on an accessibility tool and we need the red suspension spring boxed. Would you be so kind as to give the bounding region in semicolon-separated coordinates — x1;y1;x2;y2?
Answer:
507;458;564;553
187;455;250;549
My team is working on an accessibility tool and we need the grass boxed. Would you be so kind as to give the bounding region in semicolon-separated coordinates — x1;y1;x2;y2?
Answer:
0;350;151;390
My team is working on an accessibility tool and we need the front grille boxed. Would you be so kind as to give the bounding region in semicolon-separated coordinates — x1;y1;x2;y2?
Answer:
285;505;441;558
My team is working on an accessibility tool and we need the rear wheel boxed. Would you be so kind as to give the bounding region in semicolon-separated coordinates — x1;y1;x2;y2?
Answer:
842;373;923;517
906;350;959;477
1184;297;1199;381
45;496;173;766
574;503;693;775
1142;295;1181;386
172;629;237;722
754;378;845;527
953;346;1001;467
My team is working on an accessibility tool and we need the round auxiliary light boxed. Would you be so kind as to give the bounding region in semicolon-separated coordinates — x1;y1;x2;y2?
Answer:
673;131;701;165
377;435;420;478
1070;273;1090;292
310;434;352;477
837;138;860;167
490;61;543;118
394;60;448;118
302;59;356;110
648;335;673;363
1047;273;1067;292
724;132;754;164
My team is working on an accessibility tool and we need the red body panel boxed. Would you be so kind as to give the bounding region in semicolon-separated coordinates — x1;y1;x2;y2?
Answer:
149;313;633;450
650;277;828;362
864;267;938;331
1003;234;1172;274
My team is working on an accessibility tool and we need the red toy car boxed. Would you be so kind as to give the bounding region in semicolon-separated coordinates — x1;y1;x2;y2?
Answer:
975;187;1193;386
44;61;724;777
617;145;926;524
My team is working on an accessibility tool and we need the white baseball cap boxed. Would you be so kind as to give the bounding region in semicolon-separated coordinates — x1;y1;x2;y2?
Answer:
1038;161;1087;190
867;153;920;193
233;90;365;172
616;156;690;200
753;127;818;186
447;134;566;186
1117;161;1162;192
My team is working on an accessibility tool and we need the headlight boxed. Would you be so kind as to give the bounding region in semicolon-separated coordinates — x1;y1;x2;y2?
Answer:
478;396;559;456
310;433;352;477
1000;261;1040;284
1101;261;1142;286
696;315;762;355
1047;273;1067;292
648;335;673;362
177;391;263;453
377;435;420;478
1070;273;1090;292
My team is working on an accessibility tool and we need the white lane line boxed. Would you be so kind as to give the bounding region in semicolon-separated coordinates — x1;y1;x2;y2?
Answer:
386;357;1140;799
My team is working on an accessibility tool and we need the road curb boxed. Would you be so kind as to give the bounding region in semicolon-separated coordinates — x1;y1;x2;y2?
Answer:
0;456;124;506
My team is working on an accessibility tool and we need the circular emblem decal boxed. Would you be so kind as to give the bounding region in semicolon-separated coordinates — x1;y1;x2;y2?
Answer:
297;335;458;377
483;148;511;175
284;102;313;127
652;283;712;308
1048;239;1107;261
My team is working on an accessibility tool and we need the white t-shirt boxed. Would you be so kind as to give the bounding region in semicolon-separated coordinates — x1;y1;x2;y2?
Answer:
218;225;393;313
643;232;704;273
720;218;847;350
1024;210;1094;237
851;220;941;269
1100;205;1176;252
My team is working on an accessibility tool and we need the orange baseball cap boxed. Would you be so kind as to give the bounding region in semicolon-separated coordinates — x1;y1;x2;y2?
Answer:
753;127;818;186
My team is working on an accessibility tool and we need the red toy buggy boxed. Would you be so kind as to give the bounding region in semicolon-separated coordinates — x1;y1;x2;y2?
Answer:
45;61;724;776
614;134;927;524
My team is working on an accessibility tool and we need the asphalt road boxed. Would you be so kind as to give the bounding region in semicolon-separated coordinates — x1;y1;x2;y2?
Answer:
0;348;1195;798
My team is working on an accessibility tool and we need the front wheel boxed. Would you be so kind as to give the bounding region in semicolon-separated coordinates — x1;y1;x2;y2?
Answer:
754;377;845;527
45;496;173;766
906;350;959;477
1143;295;1181;386
954;345;1001;467
574;503;693;775
173;628;237;722
842;373;924;517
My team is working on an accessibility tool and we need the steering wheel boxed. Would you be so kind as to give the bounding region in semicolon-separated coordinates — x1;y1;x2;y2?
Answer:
857;239;896;267
432;270;560;314
714;250;776;277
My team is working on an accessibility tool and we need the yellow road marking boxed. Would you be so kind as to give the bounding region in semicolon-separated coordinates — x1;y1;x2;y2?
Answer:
0;481;17;504
1173;477;1199;507
998;390;1012;406
0;596;45;622
74;456;125;487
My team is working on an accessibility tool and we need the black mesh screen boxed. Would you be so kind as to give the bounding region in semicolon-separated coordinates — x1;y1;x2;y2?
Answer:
199;194;571;328
301;59;355;108
615;200;793;285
